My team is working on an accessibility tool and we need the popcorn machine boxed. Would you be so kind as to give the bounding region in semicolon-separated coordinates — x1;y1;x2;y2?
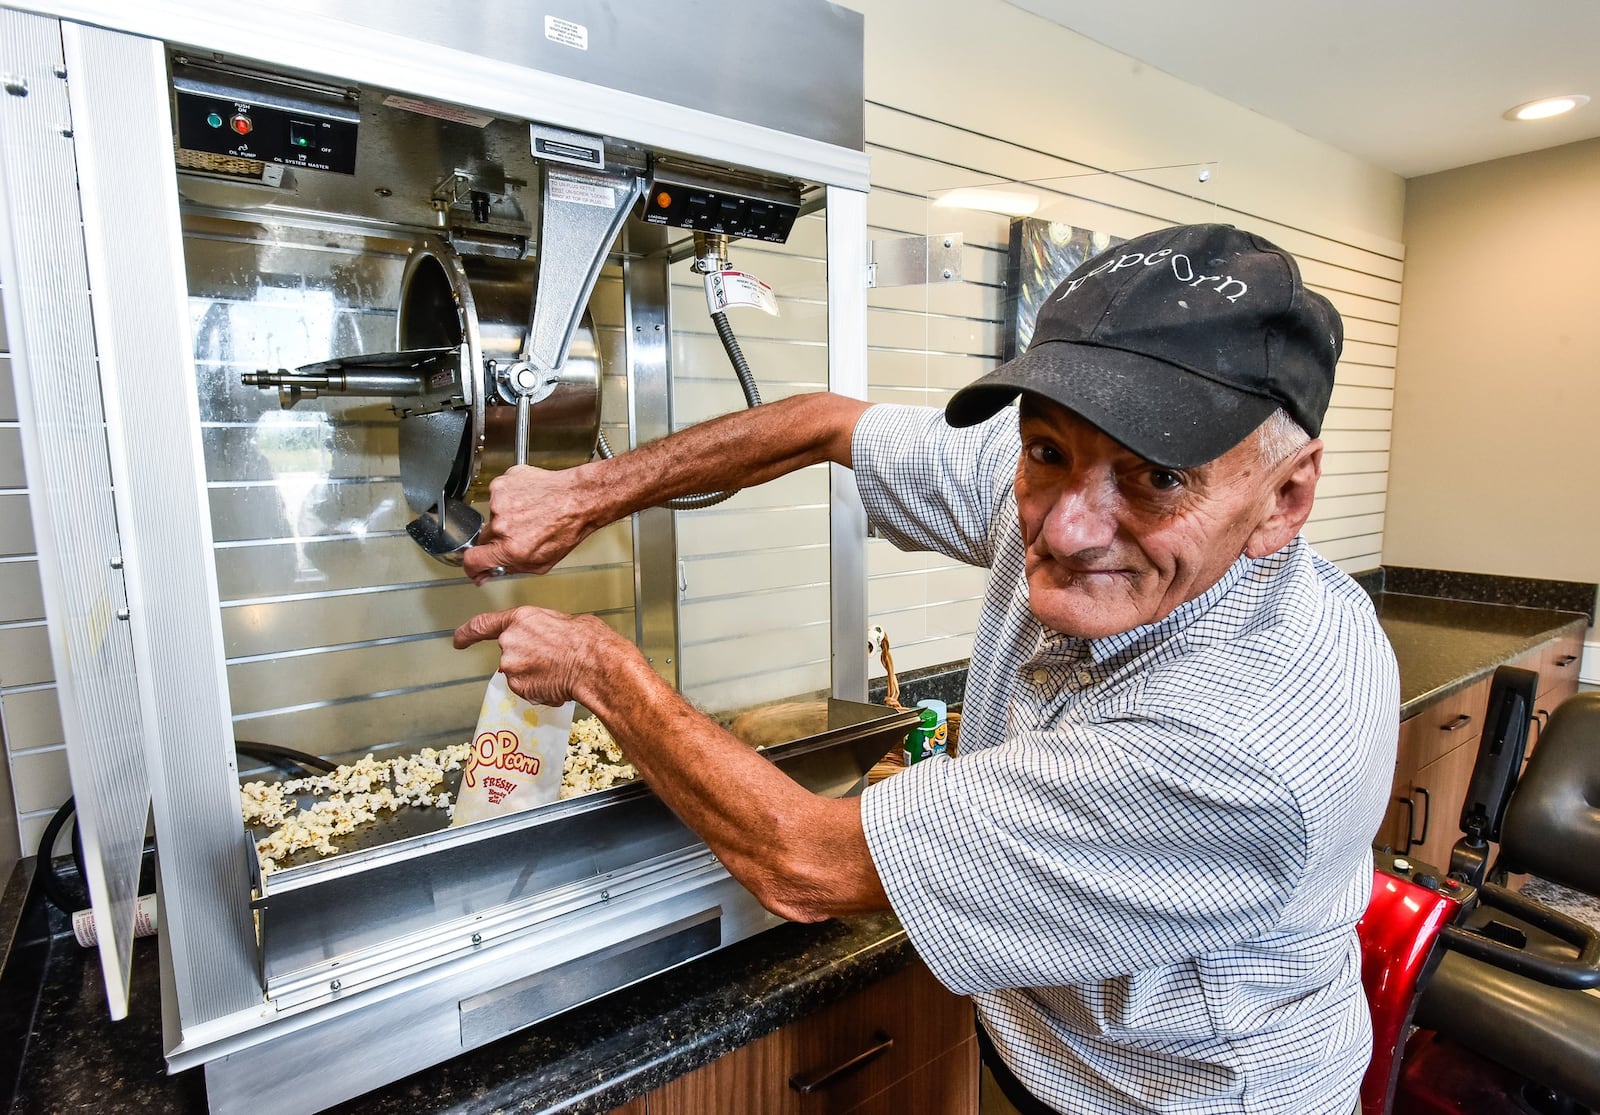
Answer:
0;2;909;1111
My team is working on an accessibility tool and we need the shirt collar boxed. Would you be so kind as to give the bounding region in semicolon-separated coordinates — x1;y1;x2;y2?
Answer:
1033;551;1258;665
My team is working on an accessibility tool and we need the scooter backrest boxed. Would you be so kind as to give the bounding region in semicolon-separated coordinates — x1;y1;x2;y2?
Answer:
1458;666;1539;843
1501;692;1600;893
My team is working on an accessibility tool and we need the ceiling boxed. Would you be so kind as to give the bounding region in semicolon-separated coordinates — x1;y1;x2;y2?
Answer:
1005;0;1600;178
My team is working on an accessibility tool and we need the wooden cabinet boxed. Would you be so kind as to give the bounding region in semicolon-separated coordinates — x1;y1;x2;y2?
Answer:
1382;677;1490;869
843;1038;977;1115
1526;630;1583;758
616;959;977;1115
1381;625;1588;875
1407;731;1482;872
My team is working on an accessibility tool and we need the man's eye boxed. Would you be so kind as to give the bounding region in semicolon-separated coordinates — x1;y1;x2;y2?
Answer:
1149;469;1183;490
1027;443;1063;466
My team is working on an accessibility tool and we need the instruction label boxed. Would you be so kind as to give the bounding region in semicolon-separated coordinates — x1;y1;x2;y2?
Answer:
548;176;616;209
705;270;779;316
544;15;589;50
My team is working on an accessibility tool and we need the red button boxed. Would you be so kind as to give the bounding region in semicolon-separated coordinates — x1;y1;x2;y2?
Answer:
230;114;252;136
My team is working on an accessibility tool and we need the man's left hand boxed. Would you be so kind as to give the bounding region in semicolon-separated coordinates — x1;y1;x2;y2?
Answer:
453;606;626;707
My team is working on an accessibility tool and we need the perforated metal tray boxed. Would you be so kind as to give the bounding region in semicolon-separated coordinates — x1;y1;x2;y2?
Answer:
246;699;919;990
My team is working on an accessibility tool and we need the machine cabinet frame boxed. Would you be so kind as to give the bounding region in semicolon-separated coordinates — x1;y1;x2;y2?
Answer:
0;3;876;1111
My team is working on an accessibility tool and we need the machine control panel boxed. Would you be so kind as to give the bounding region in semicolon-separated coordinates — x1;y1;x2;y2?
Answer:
173;73;359;175
643;168;802;243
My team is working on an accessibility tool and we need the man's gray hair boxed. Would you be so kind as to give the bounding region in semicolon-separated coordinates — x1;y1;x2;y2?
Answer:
1255;407;1310;466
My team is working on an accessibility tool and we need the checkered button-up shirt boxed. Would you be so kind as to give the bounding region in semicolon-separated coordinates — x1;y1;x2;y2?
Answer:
854;404;1399;1115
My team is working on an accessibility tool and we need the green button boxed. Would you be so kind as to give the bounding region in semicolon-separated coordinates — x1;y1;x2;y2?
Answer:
206;112;222;128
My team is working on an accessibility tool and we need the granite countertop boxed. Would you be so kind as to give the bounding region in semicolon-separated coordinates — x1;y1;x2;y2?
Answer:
7;908;912;1115
1373;592;1589;715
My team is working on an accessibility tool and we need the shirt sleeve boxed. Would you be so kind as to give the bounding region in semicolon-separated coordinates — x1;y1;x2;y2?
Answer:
859;711;1306;996
850;403;1020;568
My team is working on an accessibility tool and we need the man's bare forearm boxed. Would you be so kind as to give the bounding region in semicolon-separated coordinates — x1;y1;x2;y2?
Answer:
573;635;890;922
576;390;870;523
466;392;871;580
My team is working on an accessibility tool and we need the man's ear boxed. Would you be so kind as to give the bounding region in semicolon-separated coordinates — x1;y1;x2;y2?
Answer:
1245;440;1323;558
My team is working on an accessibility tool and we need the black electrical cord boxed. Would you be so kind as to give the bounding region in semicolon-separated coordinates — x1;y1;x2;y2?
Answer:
36;797;85;913
70;808;87;900
235;740;337;774
35;739;334;914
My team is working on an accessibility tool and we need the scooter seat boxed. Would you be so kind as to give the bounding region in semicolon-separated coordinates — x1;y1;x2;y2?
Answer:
1409;693;1600;1111
1414;946;1600;1112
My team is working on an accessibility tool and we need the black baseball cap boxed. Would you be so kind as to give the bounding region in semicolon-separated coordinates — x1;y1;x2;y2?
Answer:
946;223;1342;468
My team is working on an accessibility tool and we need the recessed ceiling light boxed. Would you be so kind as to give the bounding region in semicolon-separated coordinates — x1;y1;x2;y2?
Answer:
1503;94;1590;121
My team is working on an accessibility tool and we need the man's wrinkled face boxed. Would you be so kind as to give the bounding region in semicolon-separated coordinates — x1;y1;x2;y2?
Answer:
1014;396;1293;639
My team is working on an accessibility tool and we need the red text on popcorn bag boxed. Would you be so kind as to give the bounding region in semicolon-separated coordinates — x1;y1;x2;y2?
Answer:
451;673;574;828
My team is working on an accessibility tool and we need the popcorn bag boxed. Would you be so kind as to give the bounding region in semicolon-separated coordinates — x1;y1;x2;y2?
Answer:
451;672;574;828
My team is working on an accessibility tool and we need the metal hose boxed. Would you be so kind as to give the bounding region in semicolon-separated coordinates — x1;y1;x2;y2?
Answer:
596;309;762;510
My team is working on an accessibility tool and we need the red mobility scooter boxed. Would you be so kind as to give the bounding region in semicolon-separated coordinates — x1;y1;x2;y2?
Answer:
1360;670;1600;1115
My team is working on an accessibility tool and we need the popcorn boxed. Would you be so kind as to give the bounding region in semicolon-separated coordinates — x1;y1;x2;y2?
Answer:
245;744;471;878
248;717;636;878
561;716;637;799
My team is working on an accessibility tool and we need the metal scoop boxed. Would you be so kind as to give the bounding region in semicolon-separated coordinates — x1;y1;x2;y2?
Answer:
406;497;483;566
408;391;536;571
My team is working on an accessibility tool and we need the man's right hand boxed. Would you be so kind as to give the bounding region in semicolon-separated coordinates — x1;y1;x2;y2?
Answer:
463;463;600;584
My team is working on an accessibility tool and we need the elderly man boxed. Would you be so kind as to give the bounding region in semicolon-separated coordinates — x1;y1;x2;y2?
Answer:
455;223;1398;1115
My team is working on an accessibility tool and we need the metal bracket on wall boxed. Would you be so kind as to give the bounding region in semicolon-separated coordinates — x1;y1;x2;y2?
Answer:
865;232;963;288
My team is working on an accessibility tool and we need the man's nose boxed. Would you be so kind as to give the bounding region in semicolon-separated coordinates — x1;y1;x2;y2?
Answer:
1038;480;1118;554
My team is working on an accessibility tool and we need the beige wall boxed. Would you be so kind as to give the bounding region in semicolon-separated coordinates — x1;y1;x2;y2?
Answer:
846;0;1408;681
1384;137;1600;581
850;0;1406;245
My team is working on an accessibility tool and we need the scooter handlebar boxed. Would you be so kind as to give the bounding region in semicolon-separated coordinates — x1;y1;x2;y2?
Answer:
1439;880;1600;990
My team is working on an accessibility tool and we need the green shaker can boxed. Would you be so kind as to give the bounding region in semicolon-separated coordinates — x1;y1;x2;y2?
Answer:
903;699;949;764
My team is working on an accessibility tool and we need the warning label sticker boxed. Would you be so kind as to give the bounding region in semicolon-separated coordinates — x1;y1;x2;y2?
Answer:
382;94;493;129
549;176;616;209
705;270;779;317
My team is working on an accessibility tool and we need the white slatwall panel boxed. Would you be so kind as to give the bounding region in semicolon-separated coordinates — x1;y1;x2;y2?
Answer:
671;211;838;712
0;269;65;857
860;102;1401;683
0;283;28;868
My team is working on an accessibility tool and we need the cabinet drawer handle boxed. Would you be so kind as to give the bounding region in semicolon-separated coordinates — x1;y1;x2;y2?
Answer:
1412;786;1431;847
1395;795;1416;854
1554;655;1578;667
789;1030;894;1093
1440;714;1472;732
